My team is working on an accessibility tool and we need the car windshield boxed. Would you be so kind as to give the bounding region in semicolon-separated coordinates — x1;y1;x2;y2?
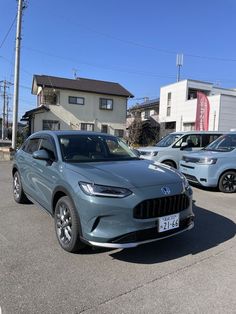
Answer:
203;133;236;152
58;134;139;162
155;133;183;147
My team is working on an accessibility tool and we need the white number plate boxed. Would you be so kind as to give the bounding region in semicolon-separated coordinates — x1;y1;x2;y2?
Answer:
158;213;179;232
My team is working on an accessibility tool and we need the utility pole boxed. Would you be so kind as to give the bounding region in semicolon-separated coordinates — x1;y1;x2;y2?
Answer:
0;80;12;139
12;0;26;149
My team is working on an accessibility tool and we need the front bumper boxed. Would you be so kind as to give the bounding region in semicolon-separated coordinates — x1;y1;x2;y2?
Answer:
85;218;194;248
179;162;218;187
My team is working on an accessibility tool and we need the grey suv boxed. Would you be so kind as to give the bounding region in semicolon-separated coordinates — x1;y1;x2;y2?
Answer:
13;131;194;253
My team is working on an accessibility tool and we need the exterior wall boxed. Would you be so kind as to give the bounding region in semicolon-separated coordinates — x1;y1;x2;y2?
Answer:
32;89;127;135
159;79;236;136
218;95;236;131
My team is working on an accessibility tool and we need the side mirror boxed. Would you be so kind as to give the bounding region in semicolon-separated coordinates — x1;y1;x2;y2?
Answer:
33;149;51;161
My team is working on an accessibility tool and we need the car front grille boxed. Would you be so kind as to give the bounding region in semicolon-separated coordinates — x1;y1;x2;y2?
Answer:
133;194;190;219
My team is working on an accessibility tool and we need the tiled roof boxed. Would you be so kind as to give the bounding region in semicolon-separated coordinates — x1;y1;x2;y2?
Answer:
32;75;134;98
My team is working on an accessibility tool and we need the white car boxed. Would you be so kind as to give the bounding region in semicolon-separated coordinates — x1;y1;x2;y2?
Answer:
138;131;223;168
179;132;236;193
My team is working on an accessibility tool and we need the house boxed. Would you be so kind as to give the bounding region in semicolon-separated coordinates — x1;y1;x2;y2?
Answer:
159;79;236;137
126;98;159;128
22;75;134;137
126;98;160;144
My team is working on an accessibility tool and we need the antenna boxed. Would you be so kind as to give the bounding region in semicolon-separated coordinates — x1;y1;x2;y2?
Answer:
72;68;78;79
176;53;183;82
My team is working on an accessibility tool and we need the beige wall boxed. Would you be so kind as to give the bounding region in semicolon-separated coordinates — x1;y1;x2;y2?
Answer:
32;89;128;135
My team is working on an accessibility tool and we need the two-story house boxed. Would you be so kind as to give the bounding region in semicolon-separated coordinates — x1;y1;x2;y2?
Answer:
126;98;159;127
159;79;236;137
22;75;134;137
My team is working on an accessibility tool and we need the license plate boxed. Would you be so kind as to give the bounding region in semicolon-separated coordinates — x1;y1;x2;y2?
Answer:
158;213;179;232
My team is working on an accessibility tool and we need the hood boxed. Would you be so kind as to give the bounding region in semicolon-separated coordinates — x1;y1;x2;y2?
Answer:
65;159;182;188
183;149;232;159
138;146;167;153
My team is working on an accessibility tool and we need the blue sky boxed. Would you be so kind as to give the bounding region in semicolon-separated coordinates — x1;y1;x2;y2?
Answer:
1;0;236;119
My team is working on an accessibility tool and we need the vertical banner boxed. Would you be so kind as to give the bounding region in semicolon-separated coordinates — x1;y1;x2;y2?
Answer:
195;91;210;130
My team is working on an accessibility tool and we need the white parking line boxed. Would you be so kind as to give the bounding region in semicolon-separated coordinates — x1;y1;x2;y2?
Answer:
0;305;2;314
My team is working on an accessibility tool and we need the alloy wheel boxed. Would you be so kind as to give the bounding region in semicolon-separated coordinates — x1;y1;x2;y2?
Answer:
56;202;72;245
220;172;236;193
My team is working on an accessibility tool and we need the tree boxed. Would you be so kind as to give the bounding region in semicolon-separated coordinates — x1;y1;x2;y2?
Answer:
139;119;159;146
128;118;143;146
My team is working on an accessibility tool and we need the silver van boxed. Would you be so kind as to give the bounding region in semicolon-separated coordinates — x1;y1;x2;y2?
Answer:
138;131;224;168
179;132;236;193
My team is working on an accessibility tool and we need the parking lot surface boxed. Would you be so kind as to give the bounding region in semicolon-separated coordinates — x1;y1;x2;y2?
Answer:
0;161;235;314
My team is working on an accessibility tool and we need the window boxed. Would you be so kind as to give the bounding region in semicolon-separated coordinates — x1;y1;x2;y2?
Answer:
183;122;195;131
167;92;171;116
165;122;176;130
167;92;172;106
100;98;113;110
144;110;150;119
68;96;84;105
43;120;60;130
42;93;57;105
166;107;171;116
101;125;108;133
187;88;210;100
25;138;41;154
114;129;124;138
174;134;201;148
201;134;222;147
81;123;94;131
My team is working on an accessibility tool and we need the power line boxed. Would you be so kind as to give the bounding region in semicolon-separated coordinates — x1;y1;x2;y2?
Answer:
58;17;236;63
0;15;17;49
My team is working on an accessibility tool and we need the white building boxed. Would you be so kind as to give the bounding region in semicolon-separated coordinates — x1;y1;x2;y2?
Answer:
22;75;133;137
159;79;236;137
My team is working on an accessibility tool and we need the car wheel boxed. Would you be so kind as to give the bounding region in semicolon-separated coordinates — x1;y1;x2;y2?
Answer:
163;160;176;168
218;171;236;193
54;196;86;253
13;171;28;203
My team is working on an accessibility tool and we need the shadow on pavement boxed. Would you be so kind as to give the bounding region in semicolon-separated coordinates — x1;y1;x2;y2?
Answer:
108;203;236;264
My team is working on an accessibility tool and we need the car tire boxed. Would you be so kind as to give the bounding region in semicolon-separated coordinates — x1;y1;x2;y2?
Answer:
54;196;86;253
13;171;29;204
163;160;176;168
218;171;236;193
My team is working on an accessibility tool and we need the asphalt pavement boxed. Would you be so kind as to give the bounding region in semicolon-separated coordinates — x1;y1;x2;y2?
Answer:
0;161;235;314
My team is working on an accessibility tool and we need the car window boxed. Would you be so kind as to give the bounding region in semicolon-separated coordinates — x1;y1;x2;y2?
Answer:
21;139;29;152
58;134;138;162
173;135;188;148
24;138;41;154
201;134;222;147
39;138;56;160
156;133;183;147
204;134;236;152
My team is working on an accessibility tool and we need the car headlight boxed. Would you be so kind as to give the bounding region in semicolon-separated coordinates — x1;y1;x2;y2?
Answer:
196;158;217;165
178;173;191;193
79;182;132;198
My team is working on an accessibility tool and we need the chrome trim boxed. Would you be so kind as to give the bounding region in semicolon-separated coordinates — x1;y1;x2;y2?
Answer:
87;222;194;249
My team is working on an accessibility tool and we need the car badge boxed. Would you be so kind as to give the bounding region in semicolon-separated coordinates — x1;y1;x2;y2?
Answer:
161;186;171;195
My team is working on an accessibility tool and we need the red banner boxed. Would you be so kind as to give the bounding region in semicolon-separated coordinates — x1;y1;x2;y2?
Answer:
195;92;210;131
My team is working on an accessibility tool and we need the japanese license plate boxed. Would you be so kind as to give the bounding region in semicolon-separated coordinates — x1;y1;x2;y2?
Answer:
158;213;179;233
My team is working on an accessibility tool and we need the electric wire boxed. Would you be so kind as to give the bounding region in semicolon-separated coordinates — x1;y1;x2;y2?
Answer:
0;15;17;49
